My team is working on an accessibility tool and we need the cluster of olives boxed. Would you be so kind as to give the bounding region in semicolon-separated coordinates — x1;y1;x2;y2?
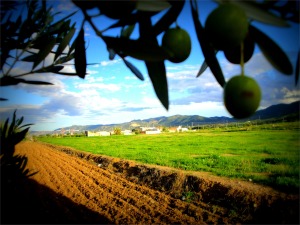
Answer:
161;3;261;119
204;3;261;119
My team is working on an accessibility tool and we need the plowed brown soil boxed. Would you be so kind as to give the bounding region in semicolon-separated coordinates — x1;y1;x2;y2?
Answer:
2;141;299;224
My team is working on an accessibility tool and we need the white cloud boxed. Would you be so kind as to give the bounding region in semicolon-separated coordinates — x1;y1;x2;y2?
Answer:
86;69;99;75
169;101;229;118
100;59;122;66
76;83;121;92
165;64;224;105
85;76;104;83
279;87;300;104
59;64;76;74
125;76;136;80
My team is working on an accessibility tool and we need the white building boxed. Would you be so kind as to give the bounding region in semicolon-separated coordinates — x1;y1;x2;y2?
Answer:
122;130;133;135
85;131;111;137
136;127;161;134
177;126;188;132
145;128;161;135
98;131;111;136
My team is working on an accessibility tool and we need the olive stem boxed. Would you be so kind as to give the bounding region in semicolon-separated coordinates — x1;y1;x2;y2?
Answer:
240;41;245;76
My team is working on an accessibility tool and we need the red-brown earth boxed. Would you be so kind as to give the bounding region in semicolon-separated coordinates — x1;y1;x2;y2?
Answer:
1;141;299;224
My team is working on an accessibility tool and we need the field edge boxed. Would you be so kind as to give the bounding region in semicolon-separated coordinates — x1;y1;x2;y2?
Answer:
34;140;299;224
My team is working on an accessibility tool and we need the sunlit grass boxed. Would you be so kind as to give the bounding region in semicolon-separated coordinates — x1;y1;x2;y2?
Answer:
38;126;300;192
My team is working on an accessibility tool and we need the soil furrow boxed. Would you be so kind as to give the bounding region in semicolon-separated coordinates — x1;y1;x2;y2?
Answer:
49;149;201;224
39;150;146;223
12;141;299;225
50;157;153;222
26;145;88;205
22;143;134;223
15;142;202;224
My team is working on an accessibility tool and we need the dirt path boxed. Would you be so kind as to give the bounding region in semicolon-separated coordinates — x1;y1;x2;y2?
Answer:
4;141;299;224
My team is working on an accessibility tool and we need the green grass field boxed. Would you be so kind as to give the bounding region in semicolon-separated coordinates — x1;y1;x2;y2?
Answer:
37;123;300;192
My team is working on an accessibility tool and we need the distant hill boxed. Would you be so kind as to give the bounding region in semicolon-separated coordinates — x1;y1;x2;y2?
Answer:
251;101;300;120
46;101;299;133
130;115;231;127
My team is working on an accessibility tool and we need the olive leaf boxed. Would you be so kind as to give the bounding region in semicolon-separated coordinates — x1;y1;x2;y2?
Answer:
215;0;289;27
21;80;54;85
122;58;144;81
31;34;54;50
197;60;208;78
34;65;64;73
13;127;30;145
55;53;74;64
55;72;79;76
74;27;87;79
121;24;135;38
17;19;30;43
190;0;225;87
48;66;65;73
19;123;34;129
48;20;65;35
21;54;38;62
0;76;53;86
18;155;28;172
48;11;77;33
2;117;9;136
6;14;22;37
68;37;76;56
152;1;185;36
197;50;219;77
54;27;76;61
103;36;171;61
27;0;38;20
249;25;293;75
1;49;10;69
0;76;22;86
145;61;169;110
32;37;56;70
8;109;17;135
16;116;24;127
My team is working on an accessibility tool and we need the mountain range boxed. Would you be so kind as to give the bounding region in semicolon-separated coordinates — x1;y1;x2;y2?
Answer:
51;101;299;132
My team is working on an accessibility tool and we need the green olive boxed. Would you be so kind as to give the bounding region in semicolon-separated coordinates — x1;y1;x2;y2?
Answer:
224;75;261;119
162;27;191;63
205;4;249;50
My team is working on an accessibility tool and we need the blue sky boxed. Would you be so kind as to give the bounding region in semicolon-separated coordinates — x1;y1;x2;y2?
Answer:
0;0;299;131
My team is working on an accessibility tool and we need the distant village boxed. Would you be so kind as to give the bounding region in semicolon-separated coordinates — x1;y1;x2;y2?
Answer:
33;118;289;137
52;126;190;137
42;120;266;137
